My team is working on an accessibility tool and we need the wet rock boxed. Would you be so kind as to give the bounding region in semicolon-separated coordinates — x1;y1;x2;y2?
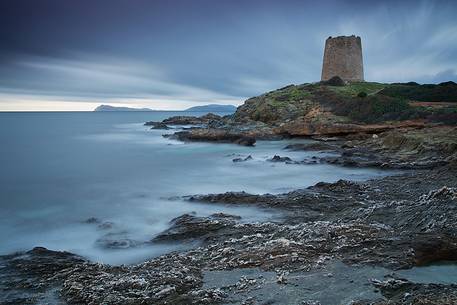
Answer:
233;155;253;162
61;254;223;305
372;278;457;305
84;217;100;224
153;213;237;242
170;129;256;146
0;247;86;304
144;121;170;129
162;113;221;125
268;155;292;162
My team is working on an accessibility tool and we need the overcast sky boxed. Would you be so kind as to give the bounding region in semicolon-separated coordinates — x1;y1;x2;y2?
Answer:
1;0;456;111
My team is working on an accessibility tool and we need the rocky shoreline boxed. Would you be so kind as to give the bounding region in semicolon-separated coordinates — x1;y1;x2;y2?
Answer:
2;134;456;304
2;82;457;304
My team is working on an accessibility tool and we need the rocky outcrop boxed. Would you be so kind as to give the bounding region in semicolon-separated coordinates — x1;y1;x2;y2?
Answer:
144;113;222;129
152;213;238;242
145;121;170;129
169;129;256;146
0;247;86;304
163;113;222;125
319;126;457;169
277;116;425;137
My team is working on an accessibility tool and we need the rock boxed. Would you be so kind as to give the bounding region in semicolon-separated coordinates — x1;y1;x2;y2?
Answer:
147;121;170;129
0;247;86;304
233;155;253;163
84;217;100;224
268;155;292;162
276;272;288;284
152;213;237;242
162;113;221;125
170;129;256;146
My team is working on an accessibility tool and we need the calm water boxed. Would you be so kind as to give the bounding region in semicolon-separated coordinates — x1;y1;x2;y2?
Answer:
0;111;393;264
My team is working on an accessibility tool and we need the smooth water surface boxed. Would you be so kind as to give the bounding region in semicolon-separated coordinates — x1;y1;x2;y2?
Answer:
0;112;394;264
397;262;457;285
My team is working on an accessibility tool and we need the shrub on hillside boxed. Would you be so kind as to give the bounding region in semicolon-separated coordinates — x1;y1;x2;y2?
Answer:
380;82;457;102
427;107;457;125
329;94;423;123
321;76;345;86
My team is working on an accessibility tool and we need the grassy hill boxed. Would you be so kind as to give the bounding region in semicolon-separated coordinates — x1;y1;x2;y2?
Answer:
233;81;457;126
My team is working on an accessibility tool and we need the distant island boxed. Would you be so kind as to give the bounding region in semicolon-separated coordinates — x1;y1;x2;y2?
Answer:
94;104;237;113
184;104;237;112
94;105;154;112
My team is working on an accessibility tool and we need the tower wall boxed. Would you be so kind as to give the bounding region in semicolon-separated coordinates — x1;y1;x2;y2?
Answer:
321;35;364;82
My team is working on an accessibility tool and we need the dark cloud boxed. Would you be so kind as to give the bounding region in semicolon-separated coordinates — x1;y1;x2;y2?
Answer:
0;0;456;110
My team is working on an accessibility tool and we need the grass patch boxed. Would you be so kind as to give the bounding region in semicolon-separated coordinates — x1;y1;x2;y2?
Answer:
328;82;387;96
266;84;312;101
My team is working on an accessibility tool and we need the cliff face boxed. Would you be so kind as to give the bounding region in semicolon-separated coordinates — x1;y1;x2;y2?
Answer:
321;35;364;82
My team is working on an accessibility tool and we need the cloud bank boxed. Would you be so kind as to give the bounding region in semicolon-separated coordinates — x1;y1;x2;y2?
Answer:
0;0;456;110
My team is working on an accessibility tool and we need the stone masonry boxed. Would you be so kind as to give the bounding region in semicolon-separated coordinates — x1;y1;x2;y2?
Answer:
321;35;364;82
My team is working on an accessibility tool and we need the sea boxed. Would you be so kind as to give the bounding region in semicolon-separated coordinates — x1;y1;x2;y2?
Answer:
0;111;394;264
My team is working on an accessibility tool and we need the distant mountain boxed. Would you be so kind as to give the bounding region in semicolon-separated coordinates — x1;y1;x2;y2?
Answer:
94;105;154;112
185;104;237;113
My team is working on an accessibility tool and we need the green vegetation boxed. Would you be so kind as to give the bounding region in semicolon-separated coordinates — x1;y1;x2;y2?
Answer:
328;94;428;123
266;84;311;102
239;81;457;126
380;82;457;102
427;106;457;125
328;82;386;96
357;91;367;98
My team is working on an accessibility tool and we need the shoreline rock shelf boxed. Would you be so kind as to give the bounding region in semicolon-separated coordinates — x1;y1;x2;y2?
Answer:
2;163;457;304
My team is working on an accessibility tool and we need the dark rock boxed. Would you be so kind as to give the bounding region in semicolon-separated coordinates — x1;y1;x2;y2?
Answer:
268;155;292;162
0;247;86;304
162;113;222;125
152;213;237;242
233;155;253;162
146;121;170;129
84;217;100;224
170;129;256;146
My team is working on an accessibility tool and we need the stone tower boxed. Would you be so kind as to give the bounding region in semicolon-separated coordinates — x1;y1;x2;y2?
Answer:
321;35;364;82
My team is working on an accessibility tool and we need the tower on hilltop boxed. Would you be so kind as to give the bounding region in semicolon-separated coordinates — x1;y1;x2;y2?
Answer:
321;35;364;82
